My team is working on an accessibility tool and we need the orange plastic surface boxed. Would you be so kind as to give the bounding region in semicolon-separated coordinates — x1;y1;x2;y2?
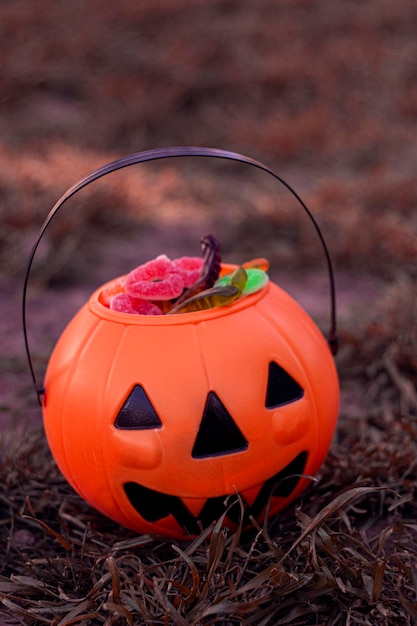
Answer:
43;272;339;538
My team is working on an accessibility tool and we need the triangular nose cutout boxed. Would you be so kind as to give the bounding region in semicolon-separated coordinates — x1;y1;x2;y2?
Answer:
192;392;249;458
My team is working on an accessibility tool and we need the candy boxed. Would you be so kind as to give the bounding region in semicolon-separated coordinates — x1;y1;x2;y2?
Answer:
199;234;222;288
169;284;240;314
242;257;270;272
173;235;221;306
125;255;185;301
110;293;163;316
170;267;247;315
216;268;269;296
172;256;204;287
100;277;126;307
100;235;270;317
243;269;269;294
227;266;248;294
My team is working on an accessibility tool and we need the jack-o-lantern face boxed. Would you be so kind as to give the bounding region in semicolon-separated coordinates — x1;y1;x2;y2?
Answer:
116;374;306;535
43;274;339;539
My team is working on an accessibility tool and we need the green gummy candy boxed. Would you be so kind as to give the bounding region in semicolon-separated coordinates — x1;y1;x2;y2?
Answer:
216;268;268;295
243;268;269;294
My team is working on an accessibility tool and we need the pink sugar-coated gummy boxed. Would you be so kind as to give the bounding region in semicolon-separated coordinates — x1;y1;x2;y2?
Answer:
125;254;185;300
110;293;163;315
172;256;204;287
100;277;126;306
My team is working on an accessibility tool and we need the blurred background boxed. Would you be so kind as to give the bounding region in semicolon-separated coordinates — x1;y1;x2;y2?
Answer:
1;0;416;424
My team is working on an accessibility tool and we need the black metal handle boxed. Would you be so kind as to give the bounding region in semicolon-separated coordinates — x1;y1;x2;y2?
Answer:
22;146;338;406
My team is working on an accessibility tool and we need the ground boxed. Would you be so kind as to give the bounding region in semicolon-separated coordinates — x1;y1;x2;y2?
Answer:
0;1;417;624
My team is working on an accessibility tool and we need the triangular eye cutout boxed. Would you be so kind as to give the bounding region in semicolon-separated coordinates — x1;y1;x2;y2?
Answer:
265;361;304;408
192;392;248;458
115;385;162;429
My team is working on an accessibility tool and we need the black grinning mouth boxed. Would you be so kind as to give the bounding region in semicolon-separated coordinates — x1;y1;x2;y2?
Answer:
124;451;308;535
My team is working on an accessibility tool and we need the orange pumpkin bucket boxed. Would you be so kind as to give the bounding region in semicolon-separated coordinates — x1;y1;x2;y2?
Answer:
23;147;339;539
